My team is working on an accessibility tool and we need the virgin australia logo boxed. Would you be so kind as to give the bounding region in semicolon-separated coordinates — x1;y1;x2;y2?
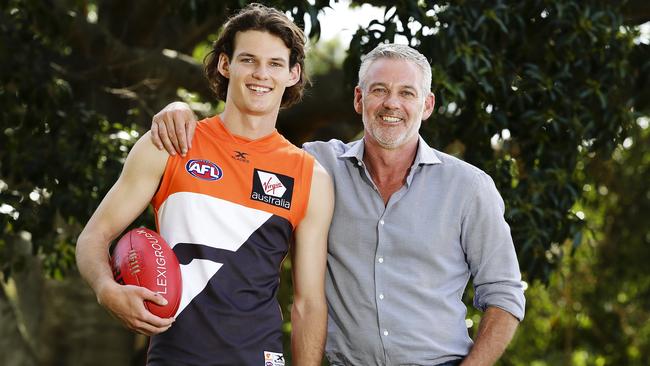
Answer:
250;169;294;209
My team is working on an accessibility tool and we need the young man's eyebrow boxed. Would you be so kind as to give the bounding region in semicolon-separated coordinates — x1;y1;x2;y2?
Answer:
235;52;287;63
235;52;256;58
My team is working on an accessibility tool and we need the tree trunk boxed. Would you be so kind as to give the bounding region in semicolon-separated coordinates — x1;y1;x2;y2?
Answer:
37;271;138;366
0;283;35;366
1;238;139;366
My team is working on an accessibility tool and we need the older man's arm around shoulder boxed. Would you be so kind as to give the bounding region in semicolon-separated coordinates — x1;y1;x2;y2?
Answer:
290;161;334;365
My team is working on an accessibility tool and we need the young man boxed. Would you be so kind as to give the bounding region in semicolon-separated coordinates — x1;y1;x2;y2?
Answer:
76;4;333;366
152;44;525;365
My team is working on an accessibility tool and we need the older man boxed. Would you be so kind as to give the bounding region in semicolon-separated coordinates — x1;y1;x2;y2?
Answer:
152;43;525;366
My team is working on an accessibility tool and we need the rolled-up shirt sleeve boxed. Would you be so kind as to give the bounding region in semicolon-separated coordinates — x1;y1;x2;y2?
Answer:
461;171;526;321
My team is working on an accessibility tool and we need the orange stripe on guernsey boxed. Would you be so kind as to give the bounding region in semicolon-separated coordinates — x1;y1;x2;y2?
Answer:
151;116;314;229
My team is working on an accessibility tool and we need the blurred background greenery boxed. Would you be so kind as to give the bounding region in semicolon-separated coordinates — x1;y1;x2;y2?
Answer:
1;0;648;365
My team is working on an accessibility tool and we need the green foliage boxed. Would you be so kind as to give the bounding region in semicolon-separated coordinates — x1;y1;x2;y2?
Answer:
344;0;638;280
306;38;347;76
466;120;650;365
0;2;138;277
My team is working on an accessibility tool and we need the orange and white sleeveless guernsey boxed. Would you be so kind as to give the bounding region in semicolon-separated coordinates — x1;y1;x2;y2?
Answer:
147;116;313;366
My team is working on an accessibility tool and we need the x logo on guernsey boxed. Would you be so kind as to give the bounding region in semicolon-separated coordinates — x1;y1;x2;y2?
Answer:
232;150;250;163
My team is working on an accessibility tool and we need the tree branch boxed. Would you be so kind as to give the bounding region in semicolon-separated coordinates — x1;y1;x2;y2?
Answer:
98;0;172;47
46;4;214;124
631;43;650;114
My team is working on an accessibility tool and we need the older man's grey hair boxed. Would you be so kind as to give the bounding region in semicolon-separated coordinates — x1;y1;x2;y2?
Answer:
357;43;432;95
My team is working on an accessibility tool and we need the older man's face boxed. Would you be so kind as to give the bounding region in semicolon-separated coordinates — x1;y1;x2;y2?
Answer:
354;58;434;150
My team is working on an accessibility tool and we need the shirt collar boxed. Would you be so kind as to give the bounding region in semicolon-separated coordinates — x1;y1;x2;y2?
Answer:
339;135;442;166
339;138;365;161
414;135;442;166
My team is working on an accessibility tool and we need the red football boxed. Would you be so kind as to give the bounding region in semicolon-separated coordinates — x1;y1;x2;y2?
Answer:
111;228;182;318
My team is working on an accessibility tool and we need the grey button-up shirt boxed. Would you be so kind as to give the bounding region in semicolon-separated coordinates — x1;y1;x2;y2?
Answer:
303;137;525;366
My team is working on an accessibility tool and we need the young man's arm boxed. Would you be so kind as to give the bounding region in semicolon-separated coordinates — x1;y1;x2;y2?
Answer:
76;132;173;335
291;161;334;365
460;306;519;366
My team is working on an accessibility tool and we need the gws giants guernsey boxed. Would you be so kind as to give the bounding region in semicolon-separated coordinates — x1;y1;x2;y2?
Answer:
148;116;314;366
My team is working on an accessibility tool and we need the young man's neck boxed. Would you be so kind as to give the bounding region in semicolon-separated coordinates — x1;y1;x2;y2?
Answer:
219;107;280;140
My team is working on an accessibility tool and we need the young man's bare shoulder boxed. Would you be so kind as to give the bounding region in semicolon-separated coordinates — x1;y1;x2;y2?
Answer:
120;131;170;179
129;132;170;160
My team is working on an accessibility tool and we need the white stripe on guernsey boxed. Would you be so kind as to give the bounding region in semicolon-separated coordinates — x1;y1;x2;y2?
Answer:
174;259;222;317
157;191;272;251
157;191;273;317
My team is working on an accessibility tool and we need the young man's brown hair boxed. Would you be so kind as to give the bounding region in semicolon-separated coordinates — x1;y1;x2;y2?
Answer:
204;3;309;108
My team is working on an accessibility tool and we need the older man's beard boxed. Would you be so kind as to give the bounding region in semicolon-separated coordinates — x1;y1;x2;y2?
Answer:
364;112;420;150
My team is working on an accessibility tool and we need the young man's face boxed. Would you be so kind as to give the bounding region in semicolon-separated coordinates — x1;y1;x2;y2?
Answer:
354;58;434;150
218;30;300;117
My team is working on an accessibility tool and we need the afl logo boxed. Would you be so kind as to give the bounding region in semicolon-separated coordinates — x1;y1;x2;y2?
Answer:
185;159;223;181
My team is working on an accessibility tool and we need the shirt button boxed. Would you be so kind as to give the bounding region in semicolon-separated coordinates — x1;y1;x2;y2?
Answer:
379;220;385;225
357;161;363;166
378;257;384;263
379;294;384;300
383;330;389;336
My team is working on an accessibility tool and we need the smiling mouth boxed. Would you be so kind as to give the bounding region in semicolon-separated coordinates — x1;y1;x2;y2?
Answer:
380;115;403;123
247;84;272;94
